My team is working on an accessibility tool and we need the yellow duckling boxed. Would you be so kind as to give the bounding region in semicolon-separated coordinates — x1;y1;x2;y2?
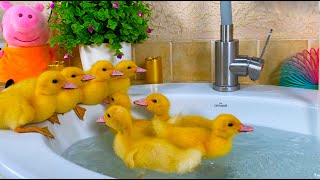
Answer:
29;71;77;125
98;92;154;137
0;93;53;138
107;60;146;96
79;60;123;105
133;93;171;122
133;93;213;129
56;67;95;120
99;105;202;174
0;70;76;138
152;114;254;158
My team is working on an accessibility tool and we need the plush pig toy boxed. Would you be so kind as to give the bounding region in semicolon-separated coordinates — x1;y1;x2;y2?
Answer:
0;1;56;83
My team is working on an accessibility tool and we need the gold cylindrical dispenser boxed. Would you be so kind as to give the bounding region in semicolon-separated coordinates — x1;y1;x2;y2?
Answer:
145;56;163;84
48;60;65;71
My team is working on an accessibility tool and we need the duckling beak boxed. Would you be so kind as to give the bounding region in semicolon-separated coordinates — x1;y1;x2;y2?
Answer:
103;98;110;104
111;70;124;77
82;74;95;81
239;124;254;132
96;117;105;123
63;82;78;89
133;99;147;106
135;67;147;73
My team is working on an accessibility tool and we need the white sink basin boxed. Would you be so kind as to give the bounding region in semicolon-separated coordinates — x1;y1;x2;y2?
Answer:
0;83;319;178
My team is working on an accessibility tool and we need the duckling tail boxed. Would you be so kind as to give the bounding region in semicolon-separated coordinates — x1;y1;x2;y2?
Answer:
176;149;202;174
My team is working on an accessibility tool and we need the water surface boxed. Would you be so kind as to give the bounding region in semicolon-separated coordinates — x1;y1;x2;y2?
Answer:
62;126;320;179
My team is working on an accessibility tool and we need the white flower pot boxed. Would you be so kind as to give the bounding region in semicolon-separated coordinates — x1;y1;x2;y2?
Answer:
79;42;132;71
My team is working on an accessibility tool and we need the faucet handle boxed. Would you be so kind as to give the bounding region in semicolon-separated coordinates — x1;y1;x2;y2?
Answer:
259;29;273;63
247;29;272;81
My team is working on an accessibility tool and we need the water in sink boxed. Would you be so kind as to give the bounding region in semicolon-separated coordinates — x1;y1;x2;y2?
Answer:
61;125;320;179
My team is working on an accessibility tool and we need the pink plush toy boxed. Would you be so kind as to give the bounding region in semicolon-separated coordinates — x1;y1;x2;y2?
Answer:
0;1;56;83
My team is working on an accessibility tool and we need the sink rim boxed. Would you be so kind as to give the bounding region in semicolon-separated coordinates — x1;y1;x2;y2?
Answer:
0;83;319;179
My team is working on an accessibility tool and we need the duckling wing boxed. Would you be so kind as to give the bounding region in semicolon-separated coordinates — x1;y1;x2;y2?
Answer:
124;138;202;174
0;94;35;129
173;115;213;130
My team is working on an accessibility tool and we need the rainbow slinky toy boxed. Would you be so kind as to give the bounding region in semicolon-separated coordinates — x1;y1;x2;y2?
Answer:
279;48;319;90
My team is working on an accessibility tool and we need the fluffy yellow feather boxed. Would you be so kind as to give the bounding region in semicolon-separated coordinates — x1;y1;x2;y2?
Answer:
29;71;77;124
152;114;254;158
107;60;146;96
0;70;76;138
79;60;123;105
56;67;95;120
0;94;36;133
100;105;202;174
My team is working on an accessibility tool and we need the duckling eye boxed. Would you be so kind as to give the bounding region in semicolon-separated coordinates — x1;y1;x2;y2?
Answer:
71;74;76;78
111;98;115;101
151;99;157;103
52;79;58;84
107;114;111;118
102;68;107;71
127;66;132;69
228;123;233;127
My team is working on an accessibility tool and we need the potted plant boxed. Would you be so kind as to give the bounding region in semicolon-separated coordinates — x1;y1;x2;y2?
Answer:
48;1;153;70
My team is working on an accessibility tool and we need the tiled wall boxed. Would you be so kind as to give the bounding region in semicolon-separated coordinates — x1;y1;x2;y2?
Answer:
132;39;318;85
65;38;318;86
0;1;319;86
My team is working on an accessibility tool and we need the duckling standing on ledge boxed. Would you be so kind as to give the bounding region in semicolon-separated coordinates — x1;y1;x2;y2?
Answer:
152;114;254;158
53;67;95;121
0;71;77;138
29;71;77;126
0;94;52;138
107;60;146;96
98;105;202;174
79;60;123;105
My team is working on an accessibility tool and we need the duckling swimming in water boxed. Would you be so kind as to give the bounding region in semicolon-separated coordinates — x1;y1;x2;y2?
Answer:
152;113;254;158
99;105;202;174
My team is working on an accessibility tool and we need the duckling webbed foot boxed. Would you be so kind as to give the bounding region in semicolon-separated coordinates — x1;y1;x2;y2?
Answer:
48;114;60;124
73;105;86;120
15;126;54;139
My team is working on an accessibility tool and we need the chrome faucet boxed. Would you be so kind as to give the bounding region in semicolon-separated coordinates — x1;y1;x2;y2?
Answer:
213;1;272;92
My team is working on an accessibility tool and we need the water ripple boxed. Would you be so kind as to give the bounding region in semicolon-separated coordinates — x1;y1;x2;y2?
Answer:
62;126;320;179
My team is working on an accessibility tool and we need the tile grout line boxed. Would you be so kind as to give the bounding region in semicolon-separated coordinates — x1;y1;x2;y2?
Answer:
256;40;260;57
211;40;215;83
307;39;311;51
169;41;173;81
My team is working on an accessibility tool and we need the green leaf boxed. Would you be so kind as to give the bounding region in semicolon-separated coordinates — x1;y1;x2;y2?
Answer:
136;18;143;24
83;14;94;22
104;30;117;39
120;35;128;41
110;9;119;19
123;29;129;35
122;22;132;30
80;1;97;9
107;19;118;30
109;38;113;44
